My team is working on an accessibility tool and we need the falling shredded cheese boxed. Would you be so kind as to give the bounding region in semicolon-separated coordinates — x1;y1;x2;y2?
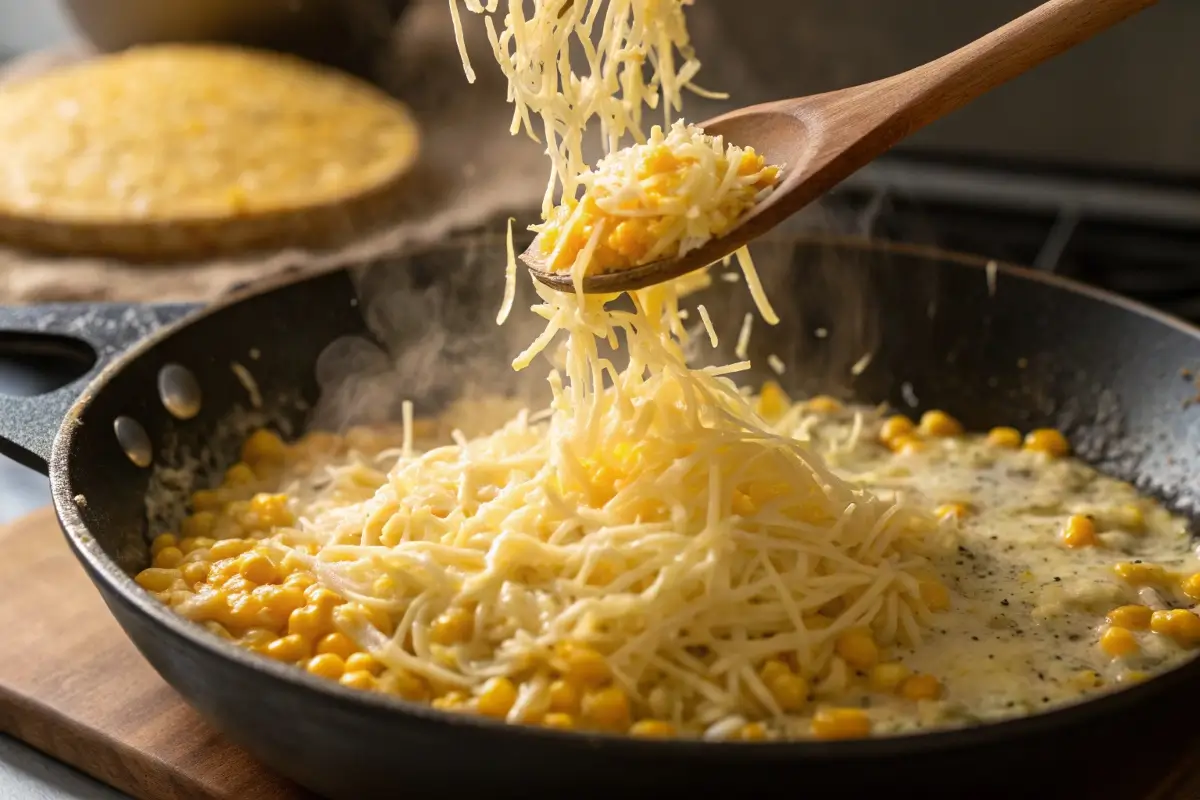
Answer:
697;304;718;348
734;312;753;361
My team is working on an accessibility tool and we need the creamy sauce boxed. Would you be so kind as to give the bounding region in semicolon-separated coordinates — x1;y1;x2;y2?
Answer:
788;403;1195;735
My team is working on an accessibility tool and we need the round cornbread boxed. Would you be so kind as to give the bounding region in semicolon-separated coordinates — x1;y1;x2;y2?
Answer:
0;45;420;261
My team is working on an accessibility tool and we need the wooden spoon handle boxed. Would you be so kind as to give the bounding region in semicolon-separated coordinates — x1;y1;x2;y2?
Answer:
879;0;1158;137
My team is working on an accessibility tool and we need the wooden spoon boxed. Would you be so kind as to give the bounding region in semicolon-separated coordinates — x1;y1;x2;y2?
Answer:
522;0;1158;293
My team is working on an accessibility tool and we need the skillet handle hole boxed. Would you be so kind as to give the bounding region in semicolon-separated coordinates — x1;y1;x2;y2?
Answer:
0;333;97;397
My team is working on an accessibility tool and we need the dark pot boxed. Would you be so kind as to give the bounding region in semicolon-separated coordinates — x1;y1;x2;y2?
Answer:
59;0;410;79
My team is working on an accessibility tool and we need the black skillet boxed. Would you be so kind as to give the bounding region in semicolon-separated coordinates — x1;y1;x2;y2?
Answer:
0;236;1197;799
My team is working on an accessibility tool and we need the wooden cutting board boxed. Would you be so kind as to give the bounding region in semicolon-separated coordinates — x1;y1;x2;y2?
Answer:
1;504;1199;800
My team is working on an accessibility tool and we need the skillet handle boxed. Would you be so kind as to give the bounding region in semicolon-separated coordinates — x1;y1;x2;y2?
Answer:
0;302;200;474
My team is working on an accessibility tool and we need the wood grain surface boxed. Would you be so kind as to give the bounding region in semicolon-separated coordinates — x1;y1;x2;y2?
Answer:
1;504;1199;800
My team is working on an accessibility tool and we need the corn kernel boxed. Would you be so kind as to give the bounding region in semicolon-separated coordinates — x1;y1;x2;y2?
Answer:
766;671;809;712
380;669;428;701
1106;605;1152;631
242;429;287;466
934;503;971;523
135;568;181;593
900;674;942;701
1113;562;1168;586
265;633;310;662
340;670;377;691
305;585;346;611
210;539;253;561
543;713;575;730
758;659;790;685
548;679;580;713
204;621;233;640
738;722;768;741
239;628;276;651
811;708;871;740
305;653;346;680
224;462;256;486
288;605;328;640
878;415;916;446
1061;515;1097;548
150;533;177;556
345;652;384;676
985;426;1022;448
919;410;963;438
316;632;358;660
868;662;912;693
179;535;216;554
238;552;278;584
284;572;317;591
582;686;631;729
153;546;184;569
249;493;293;528
835;629;879;670
1117;670;1149;685
1099;626;1139;658
181;560;211;588
1181;573;1200;601
1024;428;1069;457
556;642;611;686
181;511;216;538
890;435;925;455
477;677;518;719
1150;609;1200;645
756;381;790;422
630;720;676;738
260;585;306;623
919;580;951;612
806;395;842;413
190;490;222;511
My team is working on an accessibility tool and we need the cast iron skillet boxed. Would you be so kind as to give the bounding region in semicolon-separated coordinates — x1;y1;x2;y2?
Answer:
0;236;1197;799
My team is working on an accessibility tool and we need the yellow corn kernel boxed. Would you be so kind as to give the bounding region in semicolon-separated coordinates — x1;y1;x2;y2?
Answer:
1113;562;1168;586
738;722;768;741
556;642;611;686
153;546;184;569
238;551;279;585
265;633;311;662
1117;670;1149;685
431;690;469;711
548;679;580;713
288;604;328;640
249;493;293;528
316;632;358;660
878;415;916;445
179;535;216;554
758;659;790;685
210;539;254;561
284;572;317;591
756;380;790;422
835;629;880;671
242;429;287;466
890;435;925;455
1099;626;1139;658
181;560;211;588
900;674;942;701
340;670;377;691
919;580;952;612
1061;515;1097;549
806;395;842;414
260;585;306;623
919;410;963;438
191;489;222;511
1181;573;1200;601
630;720;677;738
181;511;216;539
477;677;518;719
150;533;177;557
1106;605;1152;631
223;462;256;487
204;621;233;640
581;686;631;730
868;662;912;693
1150;609;1200;645
239;628;276;652
811;708;871;740
135;567;180;593
380;669;428;701
766;671;809;712
985;426;1022;448
305;653;346;681
934;503;971;523
305;585;346;611
543;712;575;730
344;652;383;676
1024;428;1069;457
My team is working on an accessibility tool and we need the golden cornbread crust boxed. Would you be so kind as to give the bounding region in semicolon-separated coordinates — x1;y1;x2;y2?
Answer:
0;45;420;261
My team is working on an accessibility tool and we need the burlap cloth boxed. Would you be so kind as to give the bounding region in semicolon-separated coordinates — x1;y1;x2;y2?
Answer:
0;1;551;305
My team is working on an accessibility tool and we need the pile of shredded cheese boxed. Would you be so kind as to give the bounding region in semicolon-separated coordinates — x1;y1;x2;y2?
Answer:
258;0;948;732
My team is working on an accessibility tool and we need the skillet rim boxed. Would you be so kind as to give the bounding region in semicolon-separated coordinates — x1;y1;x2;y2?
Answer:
47;233;1200;761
